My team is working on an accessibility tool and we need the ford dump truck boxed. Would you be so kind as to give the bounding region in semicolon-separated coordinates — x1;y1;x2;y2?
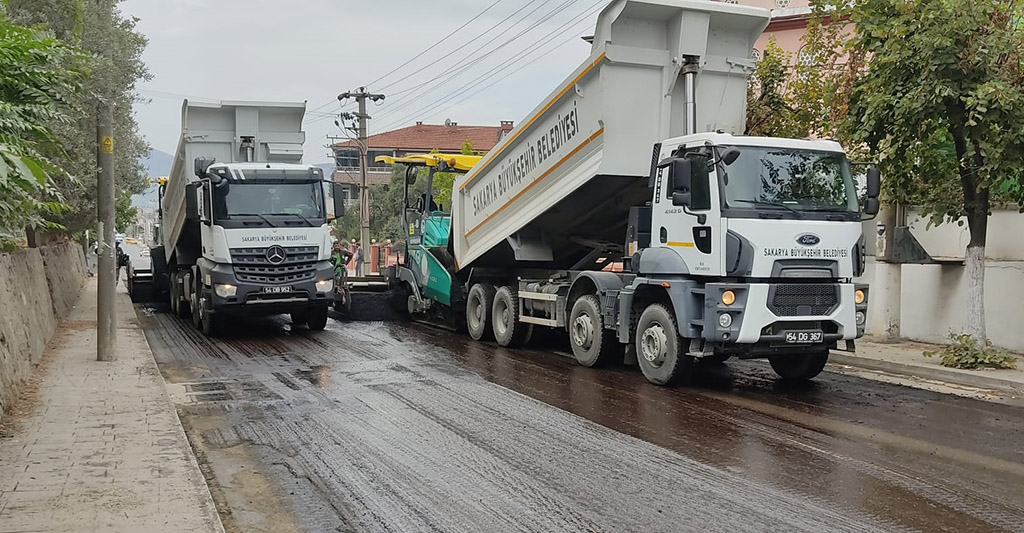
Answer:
384;0;880;385
134;100;346;335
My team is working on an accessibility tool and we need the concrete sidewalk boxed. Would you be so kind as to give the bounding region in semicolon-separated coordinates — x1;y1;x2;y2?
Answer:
832;338;1024;396
0;279;223;532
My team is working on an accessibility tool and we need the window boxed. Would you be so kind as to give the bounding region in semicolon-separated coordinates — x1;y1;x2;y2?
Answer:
214;182;325;221
334;149;360;169
367;150;393;169
722;147;858;213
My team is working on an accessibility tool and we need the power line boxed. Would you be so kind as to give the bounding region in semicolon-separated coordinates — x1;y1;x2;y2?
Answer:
365;0;505;89
425;29;594;124
372;0;601;132
372;0;583;126
373;0;545;93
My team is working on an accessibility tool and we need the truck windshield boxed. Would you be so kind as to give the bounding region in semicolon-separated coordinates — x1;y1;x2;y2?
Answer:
214;182;324;221
722;147;858;213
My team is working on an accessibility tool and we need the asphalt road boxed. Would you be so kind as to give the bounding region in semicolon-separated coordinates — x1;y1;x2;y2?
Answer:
138;303;1024;533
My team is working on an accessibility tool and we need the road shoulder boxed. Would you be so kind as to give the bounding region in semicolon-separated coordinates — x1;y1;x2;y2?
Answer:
0;279;224;532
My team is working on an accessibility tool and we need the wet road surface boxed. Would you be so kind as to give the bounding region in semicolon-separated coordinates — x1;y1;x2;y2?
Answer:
138;305;1024;532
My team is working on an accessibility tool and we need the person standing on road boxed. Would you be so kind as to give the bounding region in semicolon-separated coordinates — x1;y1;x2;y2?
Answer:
352;241;363;276
331;240;352;277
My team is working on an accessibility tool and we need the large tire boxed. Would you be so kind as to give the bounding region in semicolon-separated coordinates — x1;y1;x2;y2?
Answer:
492;286;532;348
290;310;310;326
307;305;329;331
466;283;496;341
769;350;830;380
175;274;191;319
190;277;202;330
635;303;693;386
569;295;618;367
199;290;221;336
169;277;179;316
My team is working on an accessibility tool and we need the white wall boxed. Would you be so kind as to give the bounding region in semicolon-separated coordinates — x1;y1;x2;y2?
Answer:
858;258;1024;352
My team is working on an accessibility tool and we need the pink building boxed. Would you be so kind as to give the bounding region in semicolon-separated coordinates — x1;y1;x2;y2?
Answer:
720;0;816;63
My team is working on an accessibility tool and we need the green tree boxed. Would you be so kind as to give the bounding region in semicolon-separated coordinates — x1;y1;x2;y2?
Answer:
7;0;151;239
745;37;812;138
812;0;1024;342
0;10;90;248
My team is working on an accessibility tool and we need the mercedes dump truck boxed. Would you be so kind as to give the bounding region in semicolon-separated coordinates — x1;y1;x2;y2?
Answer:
131;100;345;335
384;0;880;385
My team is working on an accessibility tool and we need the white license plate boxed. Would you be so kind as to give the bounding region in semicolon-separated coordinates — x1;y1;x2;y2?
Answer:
784;330;823;344
262;286;293;294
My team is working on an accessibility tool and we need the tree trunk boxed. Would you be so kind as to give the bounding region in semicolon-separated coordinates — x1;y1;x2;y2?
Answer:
963;178;989;342
964;243;986;341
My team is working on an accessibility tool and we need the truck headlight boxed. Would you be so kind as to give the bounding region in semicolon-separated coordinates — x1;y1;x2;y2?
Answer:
215;283;236;298
718;313;733;328
316;278;334;293
721;290;736;306
855;289;866;304
855;311;866;326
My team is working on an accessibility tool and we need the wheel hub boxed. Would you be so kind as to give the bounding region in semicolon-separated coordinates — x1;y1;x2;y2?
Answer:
640;324;668;367
572;314;594;349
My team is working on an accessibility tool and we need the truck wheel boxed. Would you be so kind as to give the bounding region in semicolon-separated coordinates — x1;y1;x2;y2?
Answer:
307;306;329;331
492;286;532;348
199;291;221;336
769;350;830;380
169;278;179;316
190;279;202;330
175;274;191;319
466;283;496;341
569;295;618;367
635;303;692;386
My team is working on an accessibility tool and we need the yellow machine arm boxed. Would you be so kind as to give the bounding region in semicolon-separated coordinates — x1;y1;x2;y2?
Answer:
374;153;482;173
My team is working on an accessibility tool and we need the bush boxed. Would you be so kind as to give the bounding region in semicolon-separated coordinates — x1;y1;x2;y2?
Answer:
924;333;1018;370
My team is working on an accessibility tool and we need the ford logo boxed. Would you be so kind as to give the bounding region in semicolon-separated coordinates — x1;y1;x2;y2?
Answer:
796;233;820;246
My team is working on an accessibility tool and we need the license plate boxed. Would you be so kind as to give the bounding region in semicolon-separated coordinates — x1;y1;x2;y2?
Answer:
262;285;292;294
784;330;823;344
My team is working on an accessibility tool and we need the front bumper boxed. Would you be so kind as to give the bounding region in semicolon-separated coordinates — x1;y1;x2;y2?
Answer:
201;260;334;314
702;282;867;346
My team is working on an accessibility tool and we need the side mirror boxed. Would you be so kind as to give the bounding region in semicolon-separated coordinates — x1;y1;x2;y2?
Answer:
721;147;740;166
194;157;215;178
670;158;692;192
672;192;692;207
185;182;200;221
866;167;881;198
331;182;346;219
863;197;879;216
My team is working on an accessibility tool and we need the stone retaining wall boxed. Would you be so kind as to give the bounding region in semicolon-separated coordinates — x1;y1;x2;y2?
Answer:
0;243;87;423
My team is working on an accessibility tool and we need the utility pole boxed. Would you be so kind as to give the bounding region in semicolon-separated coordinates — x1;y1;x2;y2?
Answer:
338;88;385;251
96;0;116;362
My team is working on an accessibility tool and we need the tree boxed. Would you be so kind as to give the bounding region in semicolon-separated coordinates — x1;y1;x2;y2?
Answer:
7;0;151;240
746;37;813;138
814;0;1024;342
0;9;90;248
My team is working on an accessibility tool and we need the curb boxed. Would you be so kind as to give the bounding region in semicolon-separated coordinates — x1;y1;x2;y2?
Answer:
829;352;1024;394
126;290;227;533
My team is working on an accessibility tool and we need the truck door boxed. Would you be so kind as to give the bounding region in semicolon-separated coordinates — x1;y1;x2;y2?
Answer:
650;145;724;276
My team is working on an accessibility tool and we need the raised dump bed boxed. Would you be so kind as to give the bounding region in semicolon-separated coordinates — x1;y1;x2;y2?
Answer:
451;0;769;272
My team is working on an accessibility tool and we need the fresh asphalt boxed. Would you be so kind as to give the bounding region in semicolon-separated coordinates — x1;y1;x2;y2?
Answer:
135;295;1024;533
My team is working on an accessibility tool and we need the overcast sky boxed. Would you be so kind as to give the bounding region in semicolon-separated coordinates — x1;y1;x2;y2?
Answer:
119;0;603;164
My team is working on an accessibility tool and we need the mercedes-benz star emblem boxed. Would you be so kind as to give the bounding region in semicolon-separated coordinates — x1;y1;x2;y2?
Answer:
265;245;286;265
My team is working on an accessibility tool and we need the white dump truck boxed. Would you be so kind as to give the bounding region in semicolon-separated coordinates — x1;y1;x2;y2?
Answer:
386;0;879;384
131;100;346;335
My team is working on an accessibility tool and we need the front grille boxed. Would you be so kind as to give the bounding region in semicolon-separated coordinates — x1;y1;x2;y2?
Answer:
769;284;839;316
230;246;319;285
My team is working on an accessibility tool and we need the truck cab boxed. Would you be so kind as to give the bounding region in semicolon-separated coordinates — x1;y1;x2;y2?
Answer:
190;161;337;324
617;133;877;383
